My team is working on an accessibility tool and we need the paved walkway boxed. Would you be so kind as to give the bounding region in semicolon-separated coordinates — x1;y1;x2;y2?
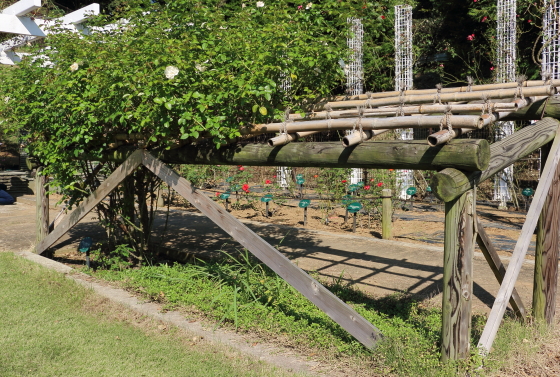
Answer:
1;194;558;315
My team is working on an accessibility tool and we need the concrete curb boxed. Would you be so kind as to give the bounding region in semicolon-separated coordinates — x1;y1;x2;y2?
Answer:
14;249;321;376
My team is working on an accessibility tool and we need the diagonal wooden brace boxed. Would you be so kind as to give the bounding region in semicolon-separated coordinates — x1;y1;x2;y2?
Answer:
35;150;143;255
140;151;383;349
478;124;560;354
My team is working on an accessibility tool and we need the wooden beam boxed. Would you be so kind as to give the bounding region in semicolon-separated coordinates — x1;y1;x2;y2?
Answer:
35;150;142;255
89;139;490;172
432;117;560;202
477;126;560;354
476;219;525;318
35;167;49;251
441;189;476;361
140;151;383;348
532;144;560;324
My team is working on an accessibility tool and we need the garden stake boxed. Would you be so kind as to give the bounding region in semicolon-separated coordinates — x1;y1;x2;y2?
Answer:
225;198;229;212
266;201;270;217
304;206;308;225
353;212;357;232
85;250;90;269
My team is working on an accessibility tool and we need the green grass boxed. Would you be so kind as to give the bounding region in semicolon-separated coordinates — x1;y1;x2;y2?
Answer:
0;252;292;377
91;249;552;377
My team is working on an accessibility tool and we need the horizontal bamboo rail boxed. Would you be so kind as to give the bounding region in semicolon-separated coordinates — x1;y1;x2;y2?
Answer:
333;80;560;101
267;131;319;147
431;117;560;202
290;100;528;121
320;86;556;111
85;139;490;171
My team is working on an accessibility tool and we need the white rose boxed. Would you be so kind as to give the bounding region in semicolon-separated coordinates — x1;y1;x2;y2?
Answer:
70;62;79;72
256;1;264;7
164;66;179;79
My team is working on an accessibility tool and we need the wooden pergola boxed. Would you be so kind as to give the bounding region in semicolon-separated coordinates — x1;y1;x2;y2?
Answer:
33;80;560;361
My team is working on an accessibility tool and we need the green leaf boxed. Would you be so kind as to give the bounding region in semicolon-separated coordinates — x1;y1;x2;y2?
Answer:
252;104;259;113
165;102;172;110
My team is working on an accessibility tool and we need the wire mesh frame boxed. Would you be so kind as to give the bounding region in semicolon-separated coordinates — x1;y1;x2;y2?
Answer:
346;17;364;184
277;60;293;188
496;0;516;84
395;5;414;198
542;0;560;79
494;0;517;202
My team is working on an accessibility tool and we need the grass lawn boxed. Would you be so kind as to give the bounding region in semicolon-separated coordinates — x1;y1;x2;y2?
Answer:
0;253;292;377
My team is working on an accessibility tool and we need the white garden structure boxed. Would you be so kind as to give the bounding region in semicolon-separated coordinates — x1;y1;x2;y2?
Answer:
0;0;99;65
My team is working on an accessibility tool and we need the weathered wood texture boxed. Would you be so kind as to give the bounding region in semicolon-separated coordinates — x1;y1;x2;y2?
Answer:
35;151;143;255
501;96;560;122
476;219;525;318
381;189;392;240
477;128;560;354
532;144;560;324
35;167;49;251
92;139;490;172
432;117;560;202
442;189;476;361
140;151;382;348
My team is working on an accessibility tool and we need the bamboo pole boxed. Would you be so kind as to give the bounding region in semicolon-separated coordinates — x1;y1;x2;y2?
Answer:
427;128;472;147
290;100;528;121
267;131;319;147
342;129;389;147
442;188;476;361
248;115;483;136
321;86;555;111
333;80;560;101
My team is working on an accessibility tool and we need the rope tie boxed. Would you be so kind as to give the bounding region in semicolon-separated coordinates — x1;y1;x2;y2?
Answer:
365;91;373;109
439;105;453;132
434;83;442;105
324;104;333;133
467;76;474;92
481;94;495;116
544;72;552;85
397;95;405;116
515;75;526;100
356;106;364;141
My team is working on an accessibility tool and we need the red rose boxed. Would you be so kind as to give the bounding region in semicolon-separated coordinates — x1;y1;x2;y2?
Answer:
265;179;272;184
314;175;318;178
239;167;245;171
273;175;277;178
342;180;347;183
242;184;249;191
370;178;375;182
215;192;220;197
377;182;383;187
380;15;385;19
364;185;371;190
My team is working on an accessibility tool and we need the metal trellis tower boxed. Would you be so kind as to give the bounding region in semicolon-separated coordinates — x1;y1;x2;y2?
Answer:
346;17;364;184
394;5;413;198
494;0;517;206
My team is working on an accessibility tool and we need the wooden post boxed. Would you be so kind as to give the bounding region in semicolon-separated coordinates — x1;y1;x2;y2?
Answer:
442;189;476;361
476;220;525;318
381;189;392;240
303;206;307;226
478;126;560;354
533;144;560;324
35;167;49;252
